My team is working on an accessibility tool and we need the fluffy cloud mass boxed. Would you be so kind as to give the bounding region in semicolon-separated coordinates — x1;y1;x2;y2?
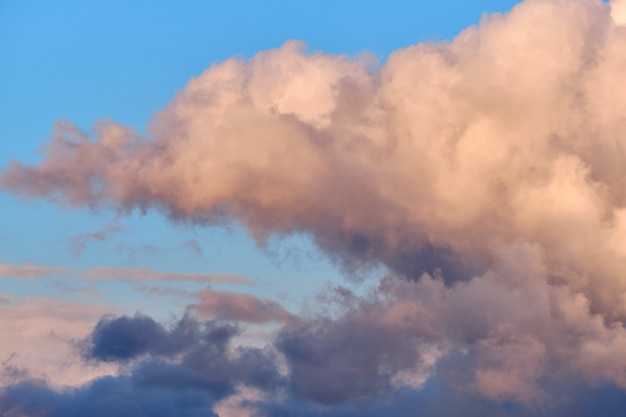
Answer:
2;0;626;415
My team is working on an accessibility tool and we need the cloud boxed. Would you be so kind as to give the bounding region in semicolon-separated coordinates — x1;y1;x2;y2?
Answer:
0;245;624;412
1;376;220;417
4;0;626;312
261;241;626;409
83;267;253;285
183;239;204;257
114;242;163;263
275;312;429;404
82;314;240;362
0;297;120;388
2;0;626;414
0;263;253;285
3;260;626;416
9;315;280;417
212;385;267;417
0;263;72;279
192;289;296;324
612;0;626;24
1;313;283;416
67;221;124;256
255;381;626;417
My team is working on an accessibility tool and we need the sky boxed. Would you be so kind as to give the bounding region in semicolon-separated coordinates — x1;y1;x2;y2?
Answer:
1;0;626;416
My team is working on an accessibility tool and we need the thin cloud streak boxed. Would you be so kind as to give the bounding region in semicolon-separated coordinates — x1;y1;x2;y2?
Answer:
85;267;253;285
67;221;124;256
0;264;72;279
0;263;253;285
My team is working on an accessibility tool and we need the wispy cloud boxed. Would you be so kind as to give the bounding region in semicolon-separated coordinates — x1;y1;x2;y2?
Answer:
114;242;163;263
0;263;253;285
67;221;124;256
0;263;71;279
85;267;252;285
182;239;204;258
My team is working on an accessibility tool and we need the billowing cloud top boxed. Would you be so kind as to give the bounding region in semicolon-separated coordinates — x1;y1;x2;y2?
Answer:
2;0;626;416
5;0;626;315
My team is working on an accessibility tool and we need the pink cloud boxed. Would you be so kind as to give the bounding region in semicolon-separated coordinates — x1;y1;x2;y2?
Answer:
84;267;252;285
0;263;253;285
192;289;296;324
0;296;121;388
4;0;626;323
0;264;71;279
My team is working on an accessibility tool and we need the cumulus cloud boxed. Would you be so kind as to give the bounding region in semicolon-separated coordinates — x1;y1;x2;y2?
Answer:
266;242;626;409
2;0;626;414
82;313;204;362
81;312;282;364
4;0;626;312
612;0;626;24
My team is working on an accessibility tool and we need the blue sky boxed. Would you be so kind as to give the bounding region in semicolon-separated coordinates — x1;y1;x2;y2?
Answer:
2;1;626;416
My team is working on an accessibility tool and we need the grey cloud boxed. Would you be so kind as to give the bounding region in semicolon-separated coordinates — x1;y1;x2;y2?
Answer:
276;316;424;404
82;314;243;363
0;377;219;417
3;305;625;417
